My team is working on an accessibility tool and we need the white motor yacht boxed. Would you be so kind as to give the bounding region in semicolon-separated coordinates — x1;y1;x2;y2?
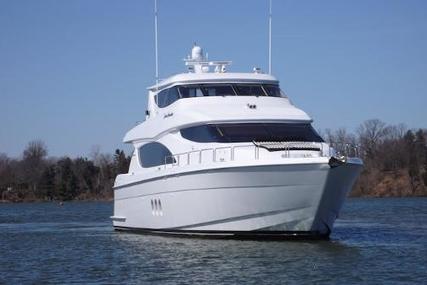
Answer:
111;45;363;239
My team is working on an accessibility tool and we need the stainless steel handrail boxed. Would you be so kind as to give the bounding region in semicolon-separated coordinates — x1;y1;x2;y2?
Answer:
162;141;358;169
329;142;360;157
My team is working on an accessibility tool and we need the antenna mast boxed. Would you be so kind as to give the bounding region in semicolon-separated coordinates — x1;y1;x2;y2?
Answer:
154;0;159;83
268;0;272;74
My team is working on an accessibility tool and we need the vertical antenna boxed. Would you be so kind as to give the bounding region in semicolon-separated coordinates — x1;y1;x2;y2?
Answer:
154;0;159;84
268;0;272;74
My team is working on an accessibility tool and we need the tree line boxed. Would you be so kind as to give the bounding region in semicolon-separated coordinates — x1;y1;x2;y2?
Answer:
0;143;130;202
322;119;427;197
0;119;426;202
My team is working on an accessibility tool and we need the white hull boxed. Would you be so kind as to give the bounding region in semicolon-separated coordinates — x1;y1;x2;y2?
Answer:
112;159;362;239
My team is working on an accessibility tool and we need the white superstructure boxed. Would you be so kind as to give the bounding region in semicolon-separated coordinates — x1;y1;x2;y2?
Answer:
111;45;363;239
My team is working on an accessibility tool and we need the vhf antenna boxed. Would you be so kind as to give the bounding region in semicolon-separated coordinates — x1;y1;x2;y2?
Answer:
268;0;272;74
154;0;159;84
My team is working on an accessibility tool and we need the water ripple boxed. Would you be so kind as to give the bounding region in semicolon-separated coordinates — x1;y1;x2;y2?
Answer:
0;198;426;284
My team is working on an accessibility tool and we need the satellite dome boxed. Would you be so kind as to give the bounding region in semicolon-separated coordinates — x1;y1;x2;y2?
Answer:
191;44;204;61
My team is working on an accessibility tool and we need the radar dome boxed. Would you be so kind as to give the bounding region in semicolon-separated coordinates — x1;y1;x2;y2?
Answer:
191;45;204;61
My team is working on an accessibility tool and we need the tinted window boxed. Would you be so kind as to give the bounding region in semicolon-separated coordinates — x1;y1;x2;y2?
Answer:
234;85;266;96
219;124;269;141
139;142;175;168
263;85;283;97
181;123;323;143
180;125;224;143
155;84;285;108
178;85;204;98
200;85;236;96
156;87;180;108
264;124;322;142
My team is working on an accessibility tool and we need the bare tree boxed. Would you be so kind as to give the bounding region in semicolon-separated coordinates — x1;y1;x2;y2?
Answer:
22;140;48;197
385;123;407;141
23;140;48;161
0;153;11;195
89;145;102;166
324;128;357;156
357;119;389;158
0;153;9;175
377;124;408;171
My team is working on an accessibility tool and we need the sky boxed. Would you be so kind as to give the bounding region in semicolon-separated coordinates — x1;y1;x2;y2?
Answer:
1;0;426;158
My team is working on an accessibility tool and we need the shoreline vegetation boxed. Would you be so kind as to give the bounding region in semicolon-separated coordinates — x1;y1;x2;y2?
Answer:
1;119;426;203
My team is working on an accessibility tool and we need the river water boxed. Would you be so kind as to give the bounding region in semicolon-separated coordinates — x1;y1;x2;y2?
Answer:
0;198;426;284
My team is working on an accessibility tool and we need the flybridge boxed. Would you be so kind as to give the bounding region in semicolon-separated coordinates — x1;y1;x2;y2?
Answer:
147;72;278;91
184;45;232;74
148;45;275;91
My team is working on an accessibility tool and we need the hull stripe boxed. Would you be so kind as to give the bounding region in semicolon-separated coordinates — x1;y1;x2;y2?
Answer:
172;206;312;230
114;163;326;191
113;226;330;240
115;183;317;201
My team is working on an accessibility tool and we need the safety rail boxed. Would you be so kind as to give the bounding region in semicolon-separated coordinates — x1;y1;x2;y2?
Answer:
329;142;360;158
163;142;349;169
163;142;360;169
165;144;257;169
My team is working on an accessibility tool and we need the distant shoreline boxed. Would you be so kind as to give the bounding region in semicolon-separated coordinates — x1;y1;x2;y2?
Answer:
0;197;113;203
1;123;426;202
1;193;426;204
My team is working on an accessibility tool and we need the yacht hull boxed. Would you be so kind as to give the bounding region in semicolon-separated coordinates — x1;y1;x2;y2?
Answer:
112;160;362;239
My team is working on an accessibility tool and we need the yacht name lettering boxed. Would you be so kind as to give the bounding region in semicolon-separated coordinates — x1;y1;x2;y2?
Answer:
163;112;173;118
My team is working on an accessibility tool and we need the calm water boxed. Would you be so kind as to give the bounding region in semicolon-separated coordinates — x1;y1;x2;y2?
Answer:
0;198;426;284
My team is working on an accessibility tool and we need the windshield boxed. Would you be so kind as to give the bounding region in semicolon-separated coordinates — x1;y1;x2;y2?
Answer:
155;84;286;108
180;123;324;143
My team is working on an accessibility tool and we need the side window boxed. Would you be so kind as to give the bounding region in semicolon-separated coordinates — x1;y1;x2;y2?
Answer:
234;85;266;96
156;87;180;108
178;86;190;98
167;87;180;105
180;125;226;143
178;85;204;98
263;85;282;97
180;123;324;143
200;85;236;96
156;89;168;108
139;142;175;168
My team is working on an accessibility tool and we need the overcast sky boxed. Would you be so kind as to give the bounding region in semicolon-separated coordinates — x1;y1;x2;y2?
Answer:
1;0;426;157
